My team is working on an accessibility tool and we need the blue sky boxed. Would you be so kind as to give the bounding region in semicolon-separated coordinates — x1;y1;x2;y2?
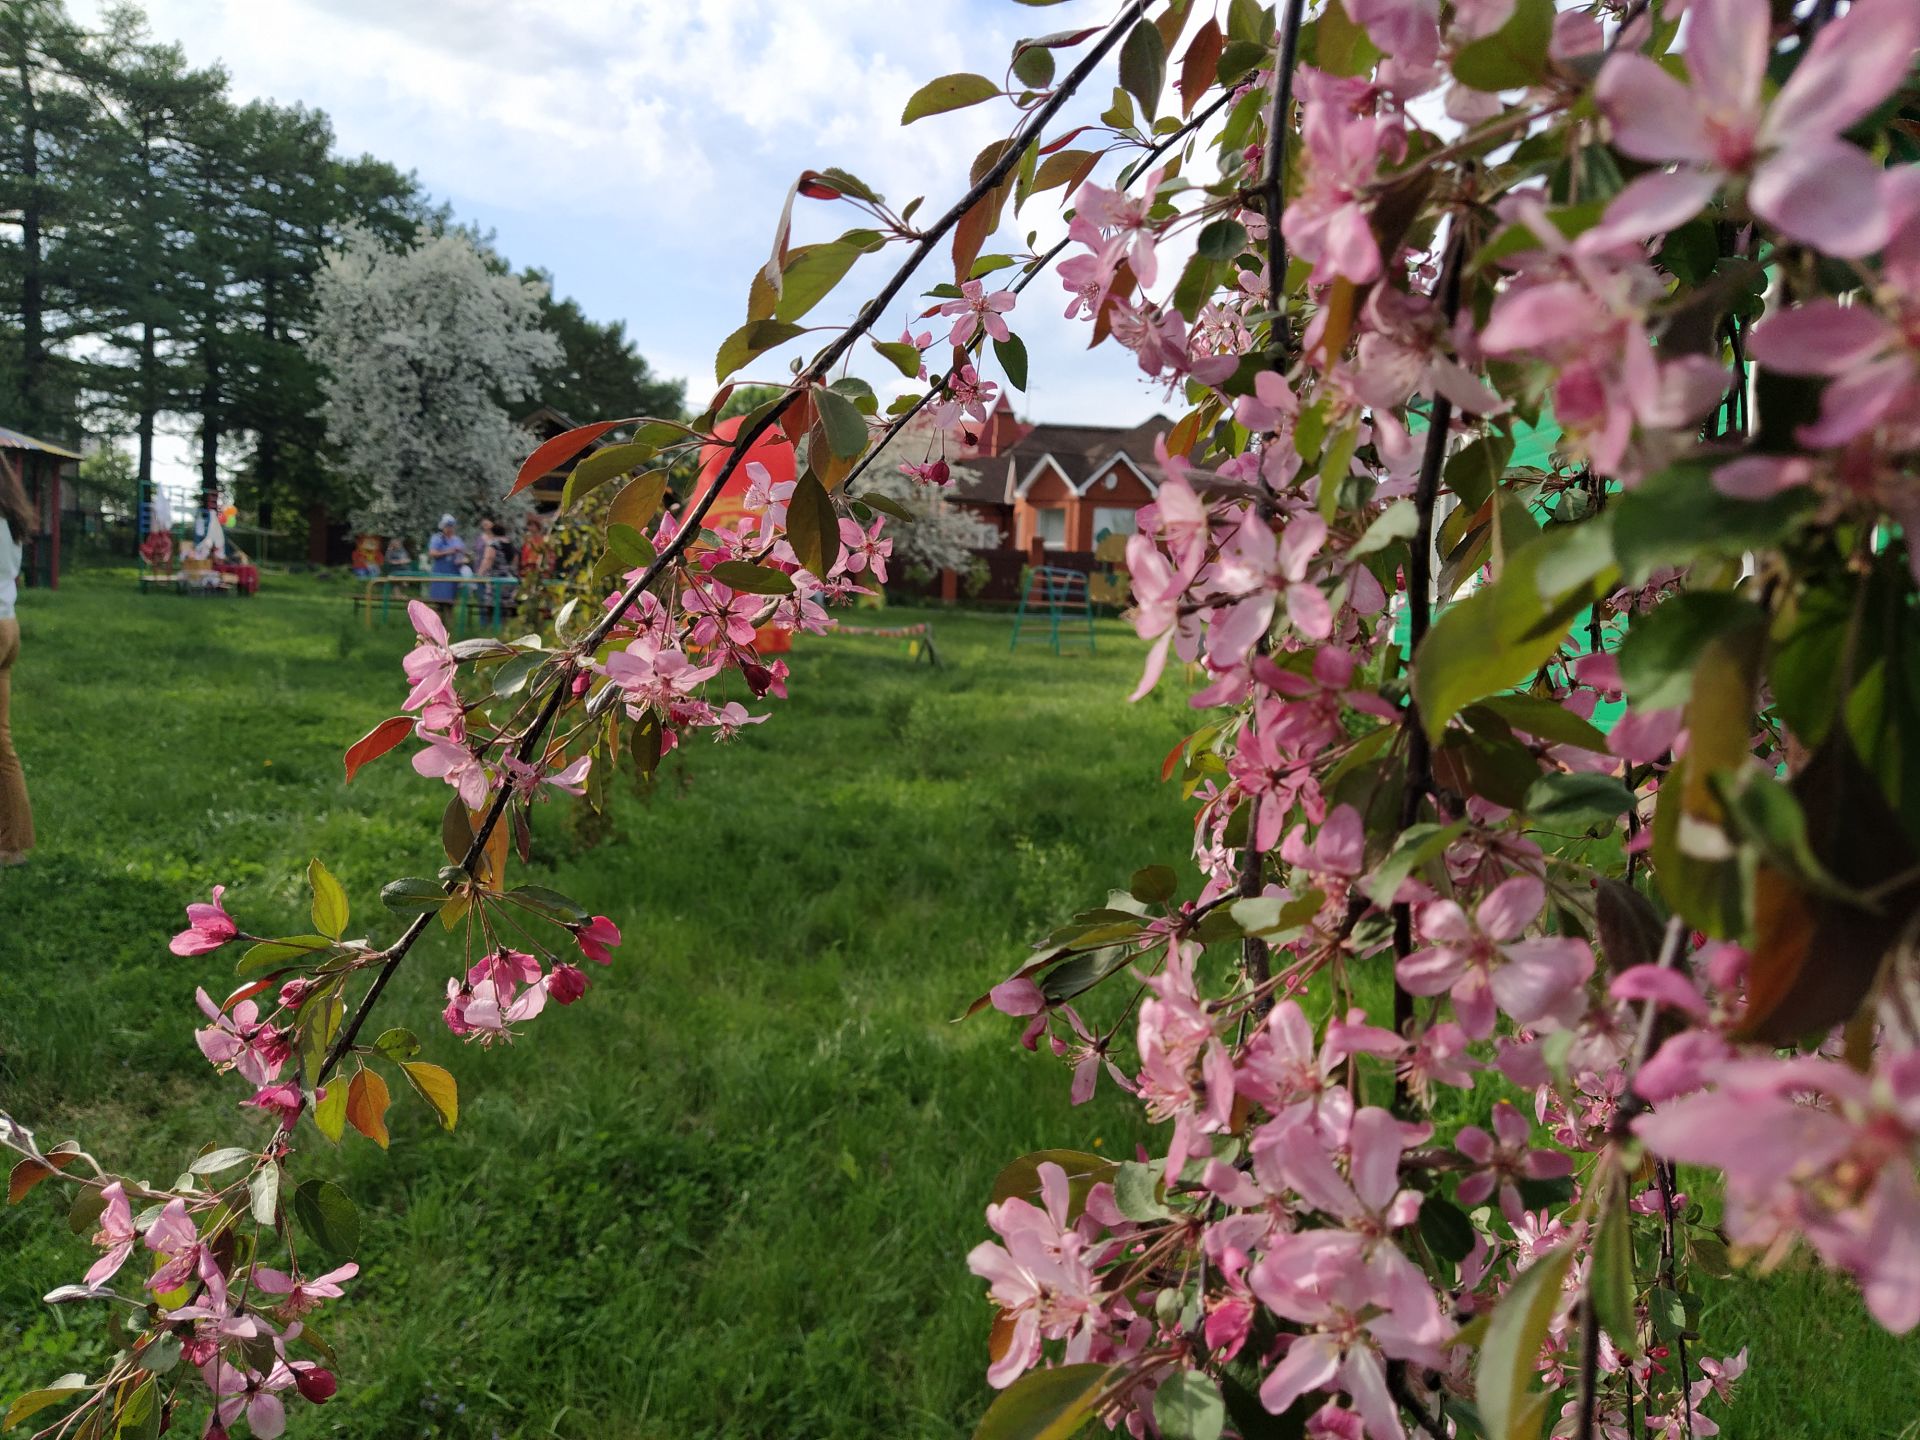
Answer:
83;0;1181;494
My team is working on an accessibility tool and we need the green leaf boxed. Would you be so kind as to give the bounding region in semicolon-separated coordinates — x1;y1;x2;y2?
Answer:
861;492;917;523
1618;591;1762;712
312;1081;348;1143
815;385;870;458
715;318;806;383
774;242;863;324
1419;1194;1478;1265
134;1333;181;1376
606;522;658;571
1365;819;1469;908
972;1362;1112;1440
234;934;338;977
1593;1186;1641;1357
4;1379;86;1431
1611;462;1813;584
1195;217;1248;261
490;651;543;699
506;884;591;925
1412;524;1616;741
562;441;653;508
1477;693;1611;752
1444;434;1513;511
401;1061;459;1130
1118;19;1166;121
248;1163;279;1226
1524;772;1637;830
1232;888;1326;939
372;1027;421;1062
1312;0;1384;76
1154;1371;1226;1440
989;1150;1117;1210
188;1147;253;1176
1453;0;1553;90
1012;43;1056;88
379;877;448;915
710;560;796;596
787;473;842;577
902;72;1000;123
1476;1244;1573;1440
1215;37;1270;84
1129;864;1177;904
873;339;923;377
993;333;1030;392
307;859;348;941
116;1377;159;1440
1352;499;1418;558
292;1179;360;1259
1113;1161;1173;1222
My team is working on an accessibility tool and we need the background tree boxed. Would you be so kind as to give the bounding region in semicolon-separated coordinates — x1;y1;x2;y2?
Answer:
313;224;559;542
525;273;683;425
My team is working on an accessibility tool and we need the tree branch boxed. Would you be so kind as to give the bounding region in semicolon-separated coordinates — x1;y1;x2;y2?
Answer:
1391;226;1468;1080
321;0;1149;1082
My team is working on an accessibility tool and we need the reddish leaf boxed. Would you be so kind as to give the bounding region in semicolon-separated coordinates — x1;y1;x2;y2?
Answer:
1179;18;1223;116
221;978;278;1013
1161;733;1189;782
510;420;633;497
345;1069;390;1150
8;1146;78;1205
343;716;413;783
1038;124;1095;156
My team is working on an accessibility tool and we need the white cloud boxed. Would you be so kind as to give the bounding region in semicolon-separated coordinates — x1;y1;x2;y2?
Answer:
75;0;1174;496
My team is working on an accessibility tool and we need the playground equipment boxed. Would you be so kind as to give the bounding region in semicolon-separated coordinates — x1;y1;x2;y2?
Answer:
834;620;939;667
1010;565;1095;655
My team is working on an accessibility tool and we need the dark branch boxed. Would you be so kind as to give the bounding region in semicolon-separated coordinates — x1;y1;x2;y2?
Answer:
321;0;1150;1082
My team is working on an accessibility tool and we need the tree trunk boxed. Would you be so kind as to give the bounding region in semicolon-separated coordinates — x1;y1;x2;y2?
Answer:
12;34;46;433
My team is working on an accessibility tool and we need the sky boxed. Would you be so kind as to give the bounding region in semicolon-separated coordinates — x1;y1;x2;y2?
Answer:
77;0;1184;500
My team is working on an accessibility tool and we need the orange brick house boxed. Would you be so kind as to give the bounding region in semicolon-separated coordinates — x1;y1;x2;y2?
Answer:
946;397;1172;553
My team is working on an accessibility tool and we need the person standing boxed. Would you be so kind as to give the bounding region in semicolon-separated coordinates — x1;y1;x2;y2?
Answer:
0;466;37;865
427;513;466;618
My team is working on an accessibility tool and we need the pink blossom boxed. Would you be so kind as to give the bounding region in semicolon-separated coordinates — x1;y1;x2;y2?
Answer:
143;1198;204;1294
205;1358;293;1440
835;518;892;584
604;636;721;714
170;885;238;956
411;736;492;809
1136;943;1235;1183
83;1181;136;1286
1070;168;1163;289
1283;73;1399;285
685;581;760;647
573;915;621;965
1396;876;1594;1038
252;1261;358;1315
1454;1101;1574;1215
966;1161;1106;1387
193;987;292;1086
547;962;589;1005
244;1082;308;1130
401;600;458;711
1744;170;1920;449
1638;1054;1920;1331
1595;0;1920;256
938;278;1016;348
928;364;997;430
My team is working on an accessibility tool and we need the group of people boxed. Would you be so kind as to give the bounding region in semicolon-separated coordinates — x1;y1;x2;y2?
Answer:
351;513;553;624
1;465;36;867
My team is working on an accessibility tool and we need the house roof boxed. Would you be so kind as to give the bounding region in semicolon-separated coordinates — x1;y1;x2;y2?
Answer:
0;425;80;459
964;415;1172;504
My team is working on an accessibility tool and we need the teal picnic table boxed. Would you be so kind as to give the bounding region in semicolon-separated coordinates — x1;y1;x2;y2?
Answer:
359;572;524;634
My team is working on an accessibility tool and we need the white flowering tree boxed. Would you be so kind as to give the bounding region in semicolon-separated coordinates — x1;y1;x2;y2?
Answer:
314;226;560;540
857;422;997;579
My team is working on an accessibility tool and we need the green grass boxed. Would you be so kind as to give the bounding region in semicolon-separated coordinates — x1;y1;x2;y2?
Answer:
2;568;1914;1438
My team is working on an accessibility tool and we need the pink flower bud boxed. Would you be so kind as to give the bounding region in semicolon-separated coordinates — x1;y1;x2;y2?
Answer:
278;979;314;1010
548;963;588;1006
293;1365;338;1404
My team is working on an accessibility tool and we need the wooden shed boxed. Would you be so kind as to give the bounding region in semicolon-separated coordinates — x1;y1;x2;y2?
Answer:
0;424;80;590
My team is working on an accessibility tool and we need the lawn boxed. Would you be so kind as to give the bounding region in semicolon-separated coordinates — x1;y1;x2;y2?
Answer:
2;568;1915;1438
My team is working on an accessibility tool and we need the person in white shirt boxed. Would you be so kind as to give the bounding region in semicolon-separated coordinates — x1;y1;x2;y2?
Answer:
0;464;36;864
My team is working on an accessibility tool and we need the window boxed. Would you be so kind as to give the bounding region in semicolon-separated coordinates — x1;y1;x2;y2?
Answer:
1092;507;1136;542
1033;507;1067;548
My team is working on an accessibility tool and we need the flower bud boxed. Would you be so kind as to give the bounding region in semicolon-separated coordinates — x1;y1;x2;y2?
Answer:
293;1365;338;1404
